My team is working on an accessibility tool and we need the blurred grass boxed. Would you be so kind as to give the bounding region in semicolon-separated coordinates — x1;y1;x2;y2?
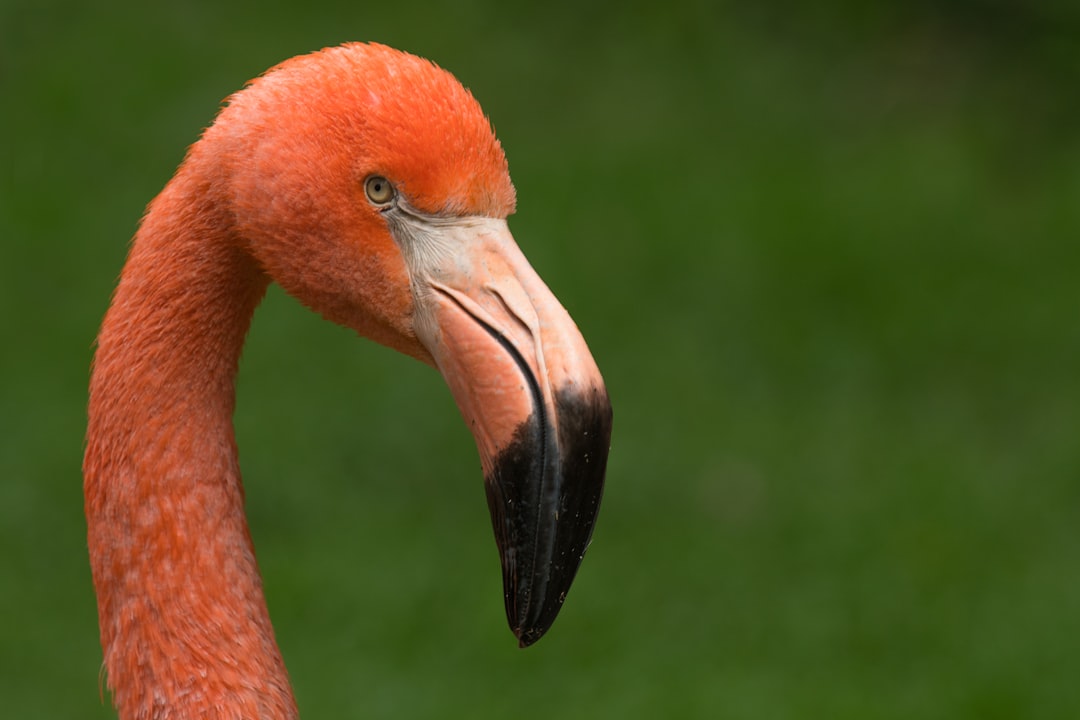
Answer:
2;1;1079;718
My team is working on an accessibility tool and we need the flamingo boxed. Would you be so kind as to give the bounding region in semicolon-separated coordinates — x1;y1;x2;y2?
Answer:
83;43;611;720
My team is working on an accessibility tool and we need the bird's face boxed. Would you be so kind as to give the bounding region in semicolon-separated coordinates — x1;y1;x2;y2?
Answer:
220;44;611;645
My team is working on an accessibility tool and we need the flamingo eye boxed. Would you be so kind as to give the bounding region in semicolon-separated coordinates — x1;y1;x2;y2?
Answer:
364;176;395;206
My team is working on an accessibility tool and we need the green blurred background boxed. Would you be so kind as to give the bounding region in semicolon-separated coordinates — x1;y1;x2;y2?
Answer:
2;1;1079;717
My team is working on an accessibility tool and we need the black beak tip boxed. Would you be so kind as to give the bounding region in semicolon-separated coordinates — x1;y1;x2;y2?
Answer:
487;387;612;649
515;626;545;648
511;591;566;647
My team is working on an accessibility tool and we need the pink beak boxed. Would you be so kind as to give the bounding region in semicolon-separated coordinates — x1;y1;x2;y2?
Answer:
413;219;612;647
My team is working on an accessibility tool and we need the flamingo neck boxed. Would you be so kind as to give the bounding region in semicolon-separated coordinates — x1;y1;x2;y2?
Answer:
84;166;298;720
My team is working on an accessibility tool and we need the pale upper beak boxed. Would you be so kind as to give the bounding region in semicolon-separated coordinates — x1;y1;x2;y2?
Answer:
403;216;612;647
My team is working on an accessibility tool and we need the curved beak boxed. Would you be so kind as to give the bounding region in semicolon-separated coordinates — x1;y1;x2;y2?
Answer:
410;217;612;647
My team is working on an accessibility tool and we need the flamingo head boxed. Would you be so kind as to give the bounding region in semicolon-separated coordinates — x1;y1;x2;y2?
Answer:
200;43;611;646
